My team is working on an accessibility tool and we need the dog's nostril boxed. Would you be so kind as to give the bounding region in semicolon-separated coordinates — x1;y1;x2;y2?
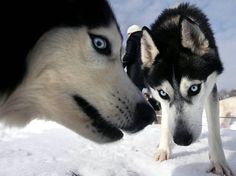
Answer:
123;102;155;133
173;128;193;146
135;102;156;124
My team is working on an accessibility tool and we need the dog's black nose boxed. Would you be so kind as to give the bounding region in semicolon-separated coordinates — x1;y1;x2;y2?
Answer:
173;132;193;146
173;119;193;146
124;102;155;133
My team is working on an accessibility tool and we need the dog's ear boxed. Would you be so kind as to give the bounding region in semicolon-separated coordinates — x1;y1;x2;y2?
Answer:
140;26;159;67
181;19;209;55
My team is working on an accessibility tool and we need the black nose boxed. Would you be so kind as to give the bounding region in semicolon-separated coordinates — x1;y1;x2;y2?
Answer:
173;121;193;146
124;102;155;133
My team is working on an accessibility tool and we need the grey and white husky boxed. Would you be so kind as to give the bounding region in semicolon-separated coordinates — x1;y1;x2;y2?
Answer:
0;0;155;143
140;3;233;175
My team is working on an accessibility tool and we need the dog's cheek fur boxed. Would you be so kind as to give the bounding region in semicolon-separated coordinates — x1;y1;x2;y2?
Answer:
180;101;203;141
174;72;219;141
78;62;145;128
0;0;157;143
0;25;152;143
150;72;219;143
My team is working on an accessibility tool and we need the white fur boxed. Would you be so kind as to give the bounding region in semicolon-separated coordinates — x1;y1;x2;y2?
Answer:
140;8;232;175
205;90;232;175
153;72;232;175
0;23;147;143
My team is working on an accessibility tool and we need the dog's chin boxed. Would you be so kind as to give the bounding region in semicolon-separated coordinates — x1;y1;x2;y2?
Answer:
92;116;155;143
91;119;124;143
91;116;150;143
72;94;155;143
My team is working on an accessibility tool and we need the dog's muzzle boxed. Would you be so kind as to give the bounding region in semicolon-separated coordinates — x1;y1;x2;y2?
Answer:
122;102;156;133
173;119;193;146
73;94;155;142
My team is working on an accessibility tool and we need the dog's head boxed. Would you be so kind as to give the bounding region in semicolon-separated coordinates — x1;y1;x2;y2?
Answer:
140;17;223;146
1;0;155;143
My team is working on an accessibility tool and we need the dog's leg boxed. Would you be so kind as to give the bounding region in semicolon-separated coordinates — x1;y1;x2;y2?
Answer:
205;85;233;176
154;109;172;161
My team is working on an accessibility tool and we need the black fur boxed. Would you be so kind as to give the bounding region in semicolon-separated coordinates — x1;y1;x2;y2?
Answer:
73;94;155;138
73;95;123;141
143;3;223;88
0;0;117;95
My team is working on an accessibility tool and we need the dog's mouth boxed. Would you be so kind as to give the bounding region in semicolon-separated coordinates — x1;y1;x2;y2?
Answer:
73;94;123;142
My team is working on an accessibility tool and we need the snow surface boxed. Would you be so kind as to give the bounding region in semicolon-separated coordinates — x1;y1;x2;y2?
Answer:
0;117;235;176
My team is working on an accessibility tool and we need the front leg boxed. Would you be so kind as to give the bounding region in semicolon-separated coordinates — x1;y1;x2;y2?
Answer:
154;112;172;161
205;86;233;176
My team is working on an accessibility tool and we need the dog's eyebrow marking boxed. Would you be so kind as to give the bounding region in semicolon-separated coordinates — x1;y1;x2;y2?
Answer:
72;94;123;140
179;77;201;104
170;68;192;107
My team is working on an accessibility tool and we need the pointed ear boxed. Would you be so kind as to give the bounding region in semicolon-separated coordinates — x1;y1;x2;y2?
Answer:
140;26;159;67
181;19;209;55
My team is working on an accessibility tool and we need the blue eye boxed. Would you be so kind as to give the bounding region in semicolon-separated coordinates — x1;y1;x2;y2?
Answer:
188;84;201;96
93;37;107;49
158;89;169;100
191;85;198;92
89;34;111;55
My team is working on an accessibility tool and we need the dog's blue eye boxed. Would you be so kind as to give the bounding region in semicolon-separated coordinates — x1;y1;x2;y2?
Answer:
188;84;201;96
158;89;169;100
191;85;198;92
89;33;111;55
93;37;107;49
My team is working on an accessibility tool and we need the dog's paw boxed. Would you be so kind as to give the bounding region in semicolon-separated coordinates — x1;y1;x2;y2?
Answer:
154;148;171;161
207;161;233;176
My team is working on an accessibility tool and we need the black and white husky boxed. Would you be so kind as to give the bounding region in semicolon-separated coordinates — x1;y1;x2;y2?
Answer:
140;3;233;176
0;0;155;143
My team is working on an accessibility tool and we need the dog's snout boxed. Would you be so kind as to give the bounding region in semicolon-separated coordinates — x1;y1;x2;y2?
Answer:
124;102;155;133
173;120;193;146
135;102;156;125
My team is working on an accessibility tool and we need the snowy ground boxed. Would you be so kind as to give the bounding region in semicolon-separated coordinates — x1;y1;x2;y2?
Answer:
0;117;235;176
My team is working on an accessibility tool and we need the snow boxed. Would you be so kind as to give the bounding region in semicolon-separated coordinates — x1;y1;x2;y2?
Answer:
0;118;235;176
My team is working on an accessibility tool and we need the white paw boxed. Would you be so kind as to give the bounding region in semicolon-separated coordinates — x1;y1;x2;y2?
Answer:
207;161;233;176
154;148;171;161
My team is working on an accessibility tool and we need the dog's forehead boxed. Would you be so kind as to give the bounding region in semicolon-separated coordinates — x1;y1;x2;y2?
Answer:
148;57;202;94
147;50;217;88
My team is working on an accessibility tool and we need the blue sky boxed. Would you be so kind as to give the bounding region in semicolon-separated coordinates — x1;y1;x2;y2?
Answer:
109;0;236;91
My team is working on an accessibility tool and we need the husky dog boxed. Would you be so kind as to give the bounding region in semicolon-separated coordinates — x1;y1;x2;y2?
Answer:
0;0;155;143
140;3;233;175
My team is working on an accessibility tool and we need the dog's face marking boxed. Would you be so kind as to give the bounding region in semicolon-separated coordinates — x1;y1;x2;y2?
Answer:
0;0;155;143
142;5;232;174
150;73;217;145
21;22;154;143
141;15;223;146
